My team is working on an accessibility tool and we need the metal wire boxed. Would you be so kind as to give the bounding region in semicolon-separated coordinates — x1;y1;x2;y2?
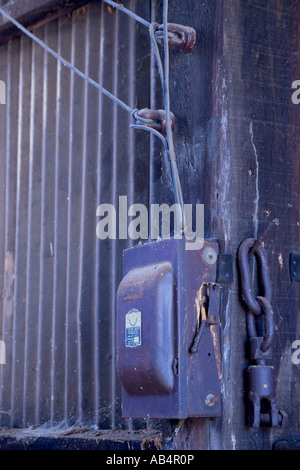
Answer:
149;22;165;93
0;2;185;219
0;7;134;114
108;0;186;223
129;124;168;152
102;0;151;28
162;0;185;217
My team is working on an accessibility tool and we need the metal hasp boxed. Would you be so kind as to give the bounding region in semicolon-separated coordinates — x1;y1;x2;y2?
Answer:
238;228;281;428
116;238;222;419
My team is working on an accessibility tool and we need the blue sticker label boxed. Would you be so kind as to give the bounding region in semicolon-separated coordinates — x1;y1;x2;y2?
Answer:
125;309;142;348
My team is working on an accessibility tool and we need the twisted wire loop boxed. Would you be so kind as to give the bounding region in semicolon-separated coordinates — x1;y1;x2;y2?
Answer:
238;238;274;355
132;108;175;135
155;23;197;53
103;1;197;52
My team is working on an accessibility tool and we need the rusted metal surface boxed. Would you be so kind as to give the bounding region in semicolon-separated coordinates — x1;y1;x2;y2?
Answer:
117;260;175;398
238;223;280;427
238;238;272;318
117;238;222;420
155;23;196;53
247;365;279;429
133;108;175;135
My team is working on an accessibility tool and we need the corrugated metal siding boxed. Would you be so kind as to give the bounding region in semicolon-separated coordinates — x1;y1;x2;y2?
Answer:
0;0;156;429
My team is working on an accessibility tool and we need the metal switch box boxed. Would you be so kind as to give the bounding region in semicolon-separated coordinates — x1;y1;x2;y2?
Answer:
117;237;222;419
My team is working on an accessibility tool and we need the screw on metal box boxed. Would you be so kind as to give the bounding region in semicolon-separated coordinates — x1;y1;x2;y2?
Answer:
203;247;218;265
205;393;218;408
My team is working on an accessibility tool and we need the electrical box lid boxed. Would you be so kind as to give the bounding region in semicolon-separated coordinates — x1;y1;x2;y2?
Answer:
117;261;175;396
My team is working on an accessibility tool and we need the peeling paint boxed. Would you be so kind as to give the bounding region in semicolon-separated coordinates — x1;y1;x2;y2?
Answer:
194;284;207;327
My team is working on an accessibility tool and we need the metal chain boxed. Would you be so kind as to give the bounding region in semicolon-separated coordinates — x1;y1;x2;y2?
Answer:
238;219;281;428
238;219;279;356
238;237;274;354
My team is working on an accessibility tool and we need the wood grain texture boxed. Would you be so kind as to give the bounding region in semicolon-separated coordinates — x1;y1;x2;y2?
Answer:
164;0;300;450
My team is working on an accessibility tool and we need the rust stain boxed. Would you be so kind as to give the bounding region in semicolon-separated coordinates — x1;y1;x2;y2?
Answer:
107;5;115;14
75;6;88;17
124;287;143;301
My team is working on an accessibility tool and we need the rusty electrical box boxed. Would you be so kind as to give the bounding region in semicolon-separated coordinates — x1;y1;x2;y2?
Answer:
117;238;222;419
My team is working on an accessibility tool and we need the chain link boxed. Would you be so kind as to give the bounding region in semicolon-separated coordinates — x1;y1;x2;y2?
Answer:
238;237;274;353
238;220;281;428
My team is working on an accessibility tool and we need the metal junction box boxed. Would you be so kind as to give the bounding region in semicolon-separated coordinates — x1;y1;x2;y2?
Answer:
117;238;222;419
